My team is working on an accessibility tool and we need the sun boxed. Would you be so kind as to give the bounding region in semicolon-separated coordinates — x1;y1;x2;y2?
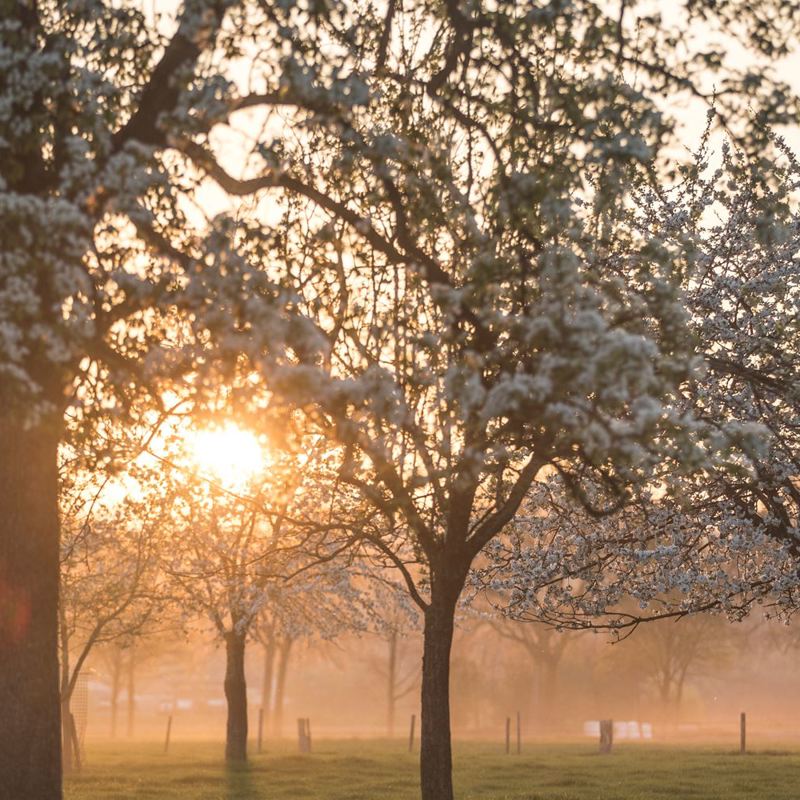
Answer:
189;424;266;489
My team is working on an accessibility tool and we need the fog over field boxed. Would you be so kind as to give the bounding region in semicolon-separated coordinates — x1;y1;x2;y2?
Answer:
78;615;800;746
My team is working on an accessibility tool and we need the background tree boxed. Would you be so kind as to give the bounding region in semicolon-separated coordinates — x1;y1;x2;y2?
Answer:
58;457;163;771
97;640;134;739
662;137;800;619
163;467;278;762
159;425;366;761
253;572;370;739
487;619;573;729
476;133;800;640
623;614;734;718
359;581;421;738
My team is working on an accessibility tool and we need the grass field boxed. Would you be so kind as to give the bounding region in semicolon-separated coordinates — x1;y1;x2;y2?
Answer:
64;739;800;799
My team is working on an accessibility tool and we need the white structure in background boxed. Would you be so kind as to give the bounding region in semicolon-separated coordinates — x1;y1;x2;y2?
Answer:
583;721;653;739
617;721;639;739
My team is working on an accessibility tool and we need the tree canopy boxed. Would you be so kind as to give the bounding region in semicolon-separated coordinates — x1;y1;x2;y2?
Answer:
2;2;800;799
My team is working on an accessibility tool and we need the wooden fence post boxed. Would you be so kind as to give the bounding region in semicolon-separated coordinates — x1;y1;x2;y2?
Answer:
306;718;312;753
408;714;416;753
599;719;613;754
505;717;511;754
516;711;521;755
740;712;746;754
257;708;264;754
163;715;172;754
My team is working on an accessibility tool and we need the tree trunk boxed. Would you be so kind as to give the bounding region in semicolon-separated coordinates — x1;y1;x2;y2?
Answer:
260;637;276;731
110;647;123;738
126;646;136;738
0;421;62;799
420;591;458;800
540;658;559;727
60;696;73;777
58;604;73;775
675;664;689;713
387;631;397;738
272;637;294;738
658;673;672;706
224;631;248;762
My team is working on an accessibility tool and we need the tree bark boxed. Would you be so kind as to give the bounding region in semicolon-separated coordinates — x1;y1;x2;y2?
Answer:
0;421;62;799
224;630;248;762
420;590;458;800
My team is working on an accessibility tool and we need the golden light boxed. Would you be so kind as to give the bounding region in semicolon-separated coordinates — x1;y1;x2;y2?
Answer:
189;424;266;489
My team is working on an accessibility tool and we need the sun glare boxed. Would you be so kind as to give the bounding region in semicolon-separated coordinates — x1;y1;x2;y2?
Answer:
189;424;266;488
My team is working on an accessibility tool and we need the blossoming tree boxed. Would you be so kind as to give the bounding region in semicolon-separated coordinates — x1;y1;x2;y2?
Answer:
236;8;800;799
58;456;164;771
474;134;800;638
157;427;368;761
2;2;800;799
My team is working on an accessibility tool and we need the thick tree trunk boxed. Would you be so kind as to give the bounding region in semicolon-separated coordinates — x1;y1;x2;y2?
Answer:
387;631;398;738
420;592;458;800
0;421;62;799
272;637;293;738
224;631;248;762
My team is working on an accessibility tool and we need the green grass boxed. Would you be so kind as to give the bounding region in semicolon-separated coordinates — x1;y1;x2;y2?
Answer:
65;739;800;799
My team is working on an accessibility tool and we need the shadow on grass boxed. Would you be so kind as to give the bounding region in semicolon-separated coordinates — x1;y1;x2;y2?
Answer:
225;763;256;799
